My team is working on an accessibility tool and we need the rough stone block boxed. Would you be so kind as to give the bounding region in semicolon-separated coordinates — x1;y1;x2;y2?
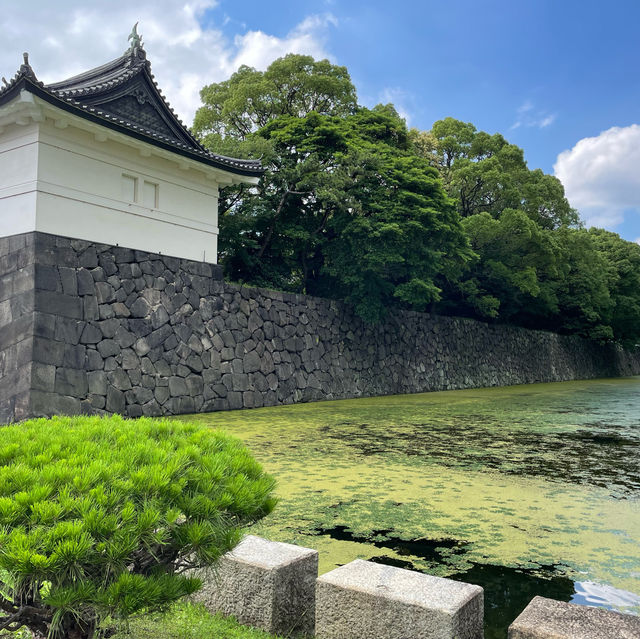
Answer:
77;268;95;295
106;385;125;413
0;362;31;398
508;596;640;639
31;362;56;392
30;390;81;417
86;349;104;370
32;336;64;366
34;264;60;292
97;339;120;358
55;367;88;396
0;299;12;325
194;535;318;636
59;267;78;296
130;297;150;318
80;324;102;344
55;316;84;345
112;302;130;318
10;290;35;320
83;295;99;320
35;290;83;319
168;376;188;396
62;344;86;368
87;370;107;396
315;559;483;639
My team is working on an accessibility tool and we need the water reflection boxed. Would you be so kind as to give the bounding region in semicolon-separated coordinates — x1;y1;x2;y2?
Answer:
450;563;575;639
572;581;640;610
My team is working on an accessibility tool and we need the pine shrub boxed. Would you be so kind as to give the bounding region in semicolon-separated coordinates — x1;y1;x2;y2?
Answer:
0;416;276;639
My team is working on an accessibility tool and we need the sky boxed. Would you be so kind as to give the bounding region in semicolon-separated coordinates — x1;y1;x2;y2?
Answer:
2;0;639;243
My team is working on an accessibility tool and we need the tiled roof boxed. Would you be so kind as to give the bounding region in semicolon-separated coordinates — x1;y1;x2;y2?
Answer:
0;49;263;178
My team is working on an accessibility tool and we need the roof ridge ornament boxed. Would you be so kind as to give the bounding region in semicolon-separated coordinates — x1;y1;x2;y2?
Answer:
19;52;37;80
126;22;146;60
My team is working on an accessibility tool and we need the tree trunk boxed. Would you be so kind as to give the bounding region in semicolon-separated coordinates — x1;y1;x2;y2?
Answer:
64;615;96;639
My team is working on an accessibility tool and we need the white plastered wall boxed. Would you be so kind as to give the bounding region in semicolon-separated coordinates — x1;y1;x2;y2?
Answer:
0;121;39;237
0;92;256;263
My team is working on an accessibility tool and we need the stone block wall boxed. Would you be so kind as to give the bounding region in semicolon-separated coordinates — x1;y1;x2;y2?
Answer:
1;231;639;423
0;234;36;423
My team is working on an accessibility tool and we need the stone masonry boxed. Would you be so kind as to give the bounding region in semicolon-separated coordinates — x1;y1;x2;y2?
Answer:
1;231;639;423
0;233;36;423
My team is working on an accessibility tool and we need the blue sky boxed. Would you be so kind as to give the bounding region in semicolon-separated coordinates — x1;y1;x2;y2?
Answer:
209;0;638;171
208;0;640;242
3;0;639;241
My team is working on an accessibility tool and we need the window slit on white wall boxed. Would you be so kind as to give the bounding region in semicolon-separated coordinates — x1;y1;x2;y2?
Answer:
143;180;159;208
121;174;137;203
121;174;159;209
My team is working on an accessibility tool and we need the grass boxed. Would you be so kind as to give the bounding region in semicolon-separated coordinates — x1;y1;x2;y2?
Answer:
110;601;282;639
0;599;283;639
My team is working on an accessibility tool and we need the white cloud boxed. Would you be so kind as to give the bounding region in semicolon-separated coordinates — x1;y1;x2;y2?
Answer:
636;238;640;245
554;124;640;229
518;100;534;113
511;100;556;130
231;15;335;70
539;114;556;128
0;2;336;124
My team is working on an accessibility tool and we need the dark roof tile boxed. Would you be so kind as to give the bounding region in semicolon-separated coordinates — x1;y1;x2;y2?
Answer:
0;48;263;178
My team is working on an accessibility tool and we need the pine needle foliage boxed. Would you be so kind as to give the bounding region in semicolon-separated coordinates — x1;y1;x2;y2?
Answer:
0;416;276;639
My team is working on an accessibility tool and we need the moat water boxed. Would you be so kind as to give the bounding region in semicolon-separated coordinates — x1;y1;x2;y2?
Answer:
183;377;640;638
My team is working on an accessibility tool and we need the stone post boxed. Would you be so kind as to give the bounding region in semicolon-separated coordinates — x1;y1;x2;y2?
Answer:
193;534;318;636
315;559;484;639
508;596;640;638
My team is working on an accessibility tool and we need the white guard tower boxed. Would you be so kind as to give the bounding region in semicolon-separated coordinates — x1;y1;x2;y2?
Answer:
0;26;262;263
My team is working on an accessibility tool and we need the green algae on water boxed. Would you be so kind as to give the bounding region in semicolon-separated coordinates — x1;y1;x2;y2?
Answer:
180;377;640;635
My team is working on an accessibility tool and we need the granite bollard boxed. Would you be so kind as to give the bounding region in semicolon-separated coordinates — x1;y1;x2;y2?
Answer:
193;534;318;636
315;559;484;639
508;596;640;639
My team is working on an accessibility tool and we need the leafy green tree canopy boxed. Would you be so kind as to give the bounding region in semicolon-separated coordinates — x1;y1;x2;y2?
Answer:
411;117;579;229
587;228;640;345
0;416;276;639
449;208;561;322
209;102;471;322
552;227;614;341
194;54;357;144
192;55;640;343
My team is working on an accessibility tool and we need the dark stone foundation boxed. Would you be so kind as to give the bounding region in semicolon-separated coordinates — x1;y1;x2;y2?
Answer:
0;233;36;423
1;231;639;423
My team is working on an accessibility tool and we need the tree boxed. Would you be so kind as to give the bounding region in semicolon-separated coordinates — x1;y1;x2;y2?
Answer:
319;108;472;321
193;56;640;341
410;118;579;229
588;228;640;345
553;228;614;341
194;54;357;145
440;209;561;323
201;100;471;323
193;54;361;295
409;117;625;337
0;416;276;639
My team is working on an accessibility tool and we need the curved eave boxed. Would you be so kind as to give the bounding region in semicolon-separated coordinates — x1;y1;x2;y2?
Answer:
0;77;264;179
